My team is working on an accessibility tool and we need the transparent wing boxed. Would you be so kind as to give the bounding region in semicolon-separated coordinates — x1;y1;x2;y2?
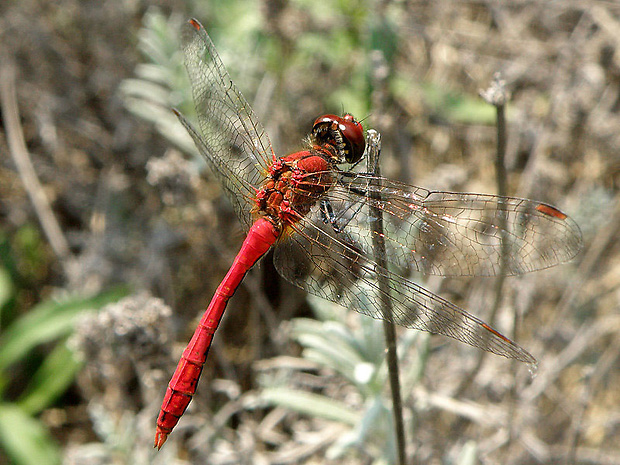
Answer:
179;19;273;230
273;213;536;364
272;163;581;363
316;172;583;276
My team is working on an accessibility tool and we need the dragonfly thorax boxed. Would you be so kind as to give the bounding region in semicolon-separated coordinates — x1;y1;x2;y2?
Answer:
255;149;335;226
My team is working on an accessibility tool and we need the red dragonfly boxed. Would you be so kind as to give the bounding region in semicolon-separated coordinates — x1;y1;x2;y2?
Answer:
155;19;582;448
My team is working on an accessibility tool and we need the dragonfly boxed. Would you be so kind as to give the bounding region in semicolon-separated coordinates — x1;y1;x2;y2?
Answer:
154;18;582;449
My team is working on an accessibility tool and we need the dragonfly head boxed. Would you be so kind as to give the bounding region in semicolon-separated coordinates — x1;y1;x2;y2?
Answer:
312;114;365;164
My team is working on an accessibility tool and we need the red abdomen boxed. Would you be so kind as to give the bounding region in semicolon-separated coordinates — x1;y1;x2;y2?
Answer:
154;218;279;449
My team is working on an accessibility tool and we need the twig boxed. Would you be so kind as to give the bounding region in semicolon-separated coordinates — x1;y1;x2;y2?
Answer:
413;386;507;427
0;53;74;279
266;423;349;464
565;336;620;465
553;195;620;325
366;129;406;465
523;315;620;402
455;74;513;397
480;72;510;327
481;73;524;448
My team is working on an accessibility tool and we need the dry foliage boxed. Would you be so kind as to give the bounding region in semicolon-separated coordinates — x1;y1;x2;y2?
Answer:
1;0;618;464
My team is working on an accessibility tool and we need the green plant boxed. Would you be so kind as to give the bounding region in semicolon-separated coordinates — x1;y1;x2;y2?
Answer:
0;231;127;465
0;287;127;465
259;295;429;463
120;9;196;156
120;5;400;151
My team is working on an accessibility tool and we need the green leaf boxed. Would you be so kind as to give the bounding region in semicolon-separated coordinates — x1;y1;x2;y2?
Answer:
391;74;512;125
292;319;367;379
0;265;13;311
0;287;128;374
369;15;399;63
17;342;82;415
419;81;499;125
0;403;61;465
260;388;361;426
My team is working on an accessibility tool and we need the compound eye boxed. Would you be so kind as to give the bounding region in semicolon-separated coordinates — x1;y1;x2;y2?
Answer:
340;114;365;163
312;114;365;163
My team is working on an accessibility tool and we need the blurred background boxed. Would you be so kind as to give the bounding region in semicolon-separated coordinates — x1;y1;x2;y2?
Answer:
1;0;618;464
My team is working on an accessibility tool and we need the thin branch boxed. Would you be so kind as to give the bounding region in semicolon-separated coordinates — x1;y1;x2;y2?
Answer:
523;315;620;402
481;72;510;327
455;74;513;397
565;337;620;465
366;129;407;465
0;53;74;279
553;195;620;325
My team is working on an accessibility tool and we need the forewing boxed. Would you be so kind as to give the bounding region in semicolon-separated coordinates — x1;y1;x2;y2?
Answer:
180;19;273;230
326;173;583;276
273;213;536;364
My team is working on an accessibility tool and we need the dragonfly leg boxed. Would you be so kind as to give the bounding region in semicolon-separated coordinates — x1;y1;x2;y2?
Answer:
320;199;343;233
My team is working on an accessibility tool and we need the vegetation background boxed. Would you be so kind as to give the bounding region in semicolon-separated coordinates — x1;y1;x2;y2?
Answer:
1;0;618;464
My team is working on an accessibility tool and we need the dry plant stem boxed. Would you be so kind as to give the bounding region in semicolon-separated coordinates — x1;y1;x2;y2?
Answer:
0;54;74;279
484;73;510;327
565;337;620;465
484;74;522;448
366;129;406;465
554;196;620;325
523;315;620;402
455;75;511;397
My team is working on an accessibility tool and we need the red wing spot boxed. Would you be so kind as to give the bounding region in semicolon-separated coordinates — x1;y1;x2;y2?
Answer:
481;323;513;344
536;203;567;220
189;18;201;31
